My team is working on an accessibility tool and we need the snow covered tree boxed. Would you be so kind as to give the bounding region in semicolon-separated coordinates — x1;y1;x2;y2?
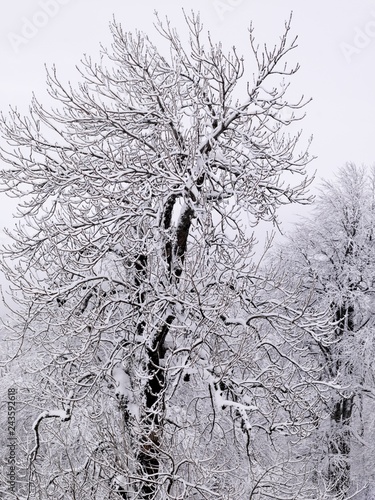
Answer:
0;12;324;499
276;163;375;498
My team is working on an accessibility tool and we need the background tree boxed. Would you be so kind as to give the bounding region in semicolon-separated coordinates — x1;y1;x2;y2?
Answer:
275;163;375;498
0;12;324;499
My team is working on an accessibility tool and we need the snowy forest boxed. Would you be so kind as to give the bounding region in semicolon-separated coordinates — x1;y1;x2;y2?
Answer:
0;11;374;500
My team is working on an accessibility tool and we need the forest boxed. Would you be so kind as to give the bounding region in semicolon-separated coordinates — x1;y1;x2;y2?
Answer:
0;11;374;500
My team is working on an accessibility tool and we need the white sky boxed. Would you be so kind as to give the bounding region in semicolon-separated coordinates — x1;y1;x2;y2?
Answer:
1;0;375;241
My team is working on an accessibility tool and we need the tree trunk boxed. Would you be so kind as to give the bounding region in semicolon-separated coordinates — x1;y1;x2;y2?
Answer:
328;395;354;496
327;303;355;497
136;199;194;498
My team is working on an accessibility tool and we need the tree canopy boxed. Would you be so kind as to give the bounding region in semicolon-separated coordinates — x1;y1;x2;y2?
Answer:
0;13;331;500
275;163;375;498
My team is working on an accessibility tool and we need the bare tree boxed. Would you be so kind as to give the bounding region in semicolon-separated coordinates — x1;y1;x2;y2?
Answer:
0;12;323;499
275;163;375;498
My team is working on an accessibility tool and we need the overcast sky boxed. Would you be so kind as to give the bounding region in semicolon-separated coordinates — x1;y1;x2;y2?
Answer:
1;0;375;239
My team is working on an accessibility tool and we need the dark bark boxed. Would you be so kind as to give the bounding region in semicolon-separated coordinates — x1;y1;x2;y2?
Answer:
163;194;178;276
135;254;147;337
137;199;194;498
138;313;175;499
327;303;355;497
328;395;354;496
174;205;194;278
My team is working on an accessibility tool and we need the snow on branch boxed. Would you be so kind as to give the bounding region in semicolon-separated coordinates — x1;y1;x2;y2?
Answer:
30;408;71;462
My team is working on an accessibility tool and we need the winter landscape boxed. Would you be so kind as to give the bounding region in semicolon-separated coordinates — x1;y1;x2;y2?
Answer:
1;2;375;499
